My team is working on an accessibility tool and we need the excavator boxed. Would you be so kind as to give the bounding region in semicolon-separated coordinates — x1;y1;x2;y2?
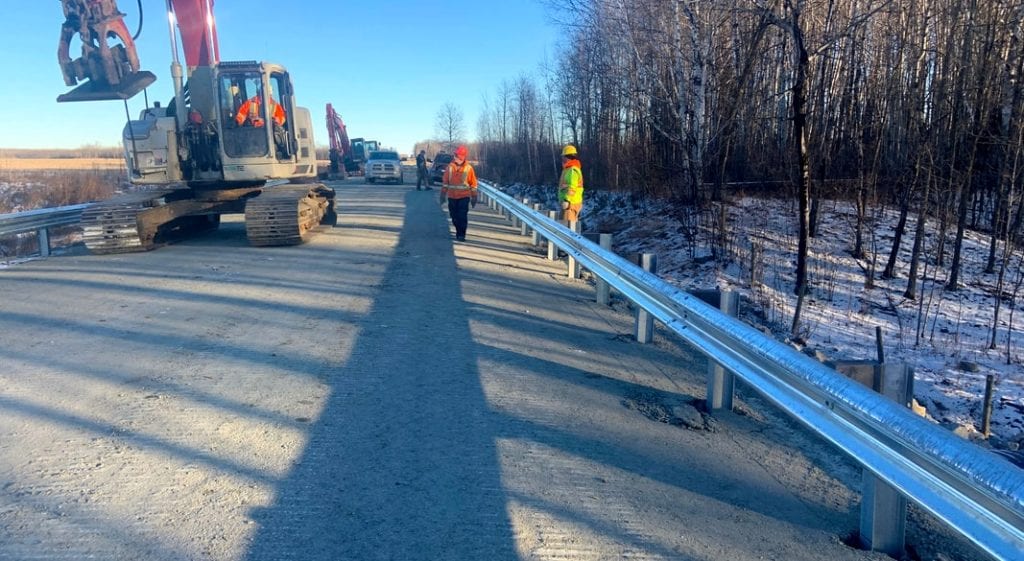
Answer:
325;103;350;180
57;0;336;252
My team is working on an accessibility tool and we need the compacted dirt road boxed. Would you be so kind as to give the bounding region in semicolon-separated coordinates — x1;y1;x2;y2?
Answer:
0;179;974;560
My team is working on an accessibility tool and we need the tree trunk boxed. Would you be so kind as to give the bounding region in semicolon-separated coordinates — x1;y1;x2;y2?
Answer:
853;179;867;258
809;197;819;238
788;0;813;337
946;181;970;290
883;192;910;279
986;183;1007;273
905;176;931;300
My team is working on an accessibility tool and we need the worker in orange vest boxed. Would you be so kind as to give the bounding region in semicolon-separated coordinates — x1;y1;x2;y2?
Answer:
440;145;478;241
235;92;286;128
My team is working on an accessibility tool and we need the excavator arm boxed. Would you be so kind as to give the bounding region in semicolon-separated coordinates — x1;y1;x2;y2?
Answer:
326;104;351;157
326;103;352;178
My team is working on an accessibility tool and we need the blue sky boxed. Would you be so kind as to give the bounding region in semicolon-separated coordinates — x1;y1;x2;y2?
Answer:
1;1;560;154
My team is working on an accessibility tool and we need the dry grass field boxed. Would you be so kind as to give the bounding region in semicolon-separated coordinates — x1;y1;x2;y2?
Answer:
0;155;128;258
0;158;125;171
0;165;125;215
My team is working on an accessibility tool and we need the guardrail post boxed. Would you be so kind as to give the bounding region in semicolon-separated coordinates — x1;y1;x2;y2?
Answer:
635;253;657;343
520;199;530;235
829;360;911;557
859;362;911;556
532;204;543;245
596;234;612;305
568;221;581;279
704;290;739;411
36;228;51;258
547;211;559;260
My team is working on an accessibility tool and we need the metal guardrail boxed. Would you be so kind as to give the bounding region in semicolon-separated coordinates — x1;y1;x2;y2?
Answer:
0;204;92;257
477;180;1024;561
0;203;92;237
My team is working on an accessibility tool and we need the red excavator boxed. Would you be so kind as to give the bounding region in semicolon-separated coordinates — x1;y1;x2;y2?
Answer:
325;103;350;180
57;0;336;252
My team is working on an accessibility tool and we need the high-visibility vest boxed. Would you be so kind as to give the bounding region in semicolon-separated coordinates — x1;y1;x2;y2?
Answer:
443;161;478;198
235;97;285;126
559;164;584;204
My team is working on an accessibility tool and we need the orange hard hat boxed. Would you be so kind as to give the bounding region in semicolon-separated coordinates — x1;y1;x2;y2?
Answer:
455;145;468;158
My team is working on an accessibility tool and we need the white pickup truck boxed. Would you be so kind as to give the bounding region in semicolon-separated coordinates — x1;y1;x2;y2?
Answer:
365;150;403;184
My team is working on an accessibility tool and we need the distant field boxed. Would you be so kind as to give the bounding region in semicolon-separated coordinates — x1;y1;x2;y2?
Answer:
0;158;125;171
1;158;337;172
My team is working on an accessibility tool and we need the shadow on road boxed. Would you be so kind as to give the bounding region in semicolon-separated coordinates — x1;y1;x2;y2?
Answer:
242;188;519;560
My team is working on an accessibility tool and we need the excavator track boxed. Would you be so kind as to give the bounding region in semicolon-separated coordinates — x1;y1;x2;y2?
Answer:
81;190;178;254
244;184;336;246
81;185;335;253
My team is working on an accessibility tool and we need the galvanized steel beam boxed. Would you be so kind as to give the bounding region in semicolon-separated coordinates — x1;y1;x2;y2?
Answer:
478;180;1024;561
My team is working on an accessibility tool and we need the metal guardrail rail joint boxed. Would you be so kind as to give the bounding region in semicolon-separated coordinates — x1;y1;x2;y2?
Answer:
477;180;1024;561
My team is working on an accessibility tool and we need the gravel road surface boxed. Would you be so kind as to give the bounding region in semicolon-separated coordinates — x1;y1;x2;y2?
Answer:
0;179;977;560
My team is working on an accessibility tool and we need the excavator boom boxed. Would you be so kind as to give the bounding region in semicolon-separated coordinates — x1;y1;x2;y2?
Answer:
170;0;219;68
325;103;352;179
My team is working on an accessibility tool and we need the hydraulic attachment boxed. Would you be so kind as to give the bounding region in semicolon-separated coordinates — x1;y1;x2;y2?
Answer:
57;0;155;102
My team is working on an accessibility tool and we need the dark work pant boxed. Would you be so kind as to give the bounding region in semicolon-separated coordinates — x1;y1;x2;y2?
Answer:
448;197;470;238
417;167;429;188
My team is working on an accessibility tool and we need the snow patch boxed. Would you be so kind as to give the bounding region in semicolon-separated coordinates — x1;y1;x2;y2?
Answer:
499;183;1024;447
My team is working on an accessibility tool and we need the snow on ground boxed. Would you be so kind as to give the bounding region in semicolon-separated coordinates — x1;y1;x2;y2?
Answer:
499;183;1024;452
0;179;48;214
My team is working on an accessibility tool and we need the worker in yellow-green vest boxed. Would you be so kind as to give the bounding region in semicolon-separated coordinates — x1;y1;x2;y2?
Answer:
558;144;584;222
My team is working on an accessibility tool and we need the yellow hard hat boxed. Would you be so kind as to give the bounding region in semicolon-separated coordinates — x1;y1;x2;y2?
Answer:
562;144;578;157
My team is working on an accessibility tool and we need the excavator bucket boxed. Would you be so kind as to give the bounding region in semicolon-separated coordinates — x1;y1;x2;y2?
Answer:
57;0;156;102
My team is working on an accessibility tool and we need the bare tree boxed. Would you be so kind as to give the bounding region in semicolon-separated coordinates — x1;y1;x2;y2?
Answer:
435;102;465;152
476;0;1024;329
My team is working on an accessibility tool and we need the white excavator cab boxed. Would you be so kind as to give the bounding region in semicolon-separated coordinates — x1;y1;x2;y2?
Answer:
123;62;318;187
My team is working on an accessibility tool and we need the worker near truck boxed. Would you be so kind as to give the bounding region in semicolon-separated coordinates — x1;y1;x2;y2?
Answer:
440;145;478;242
558;144;584;222
416;149;431;190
